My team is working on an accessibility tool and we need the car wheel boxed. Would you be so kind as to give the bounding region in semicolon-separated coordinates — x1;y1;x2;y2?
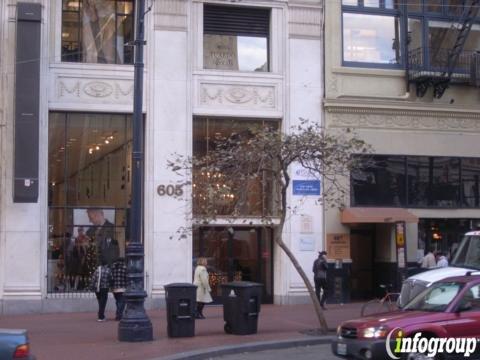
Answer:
401;347;444;360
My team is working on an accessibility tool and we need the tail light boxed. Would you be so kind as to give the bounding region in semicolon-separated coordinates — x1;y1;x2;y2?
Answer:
13;343;30;358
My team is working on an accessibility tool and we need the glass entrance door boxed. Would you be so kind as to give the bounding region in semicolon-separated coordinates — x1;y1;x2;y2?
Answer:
193;226;273;303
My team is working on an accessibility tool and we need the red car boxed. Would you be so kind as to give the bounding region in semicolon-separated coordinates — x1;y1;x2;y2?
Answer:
332;274;480;360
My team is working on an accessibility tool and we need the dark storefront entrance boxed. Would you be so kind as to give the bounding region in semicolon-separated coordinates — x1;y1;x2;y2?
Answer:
193;226;273;304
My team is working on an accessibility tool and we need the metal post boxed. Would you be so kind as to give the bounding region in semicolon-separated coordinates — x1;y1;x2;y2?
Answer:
118;0;153;342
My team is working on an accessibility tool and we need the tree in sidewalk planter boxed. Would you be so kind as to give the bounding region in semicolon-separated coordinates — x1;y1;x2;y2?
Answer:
167;119;372;334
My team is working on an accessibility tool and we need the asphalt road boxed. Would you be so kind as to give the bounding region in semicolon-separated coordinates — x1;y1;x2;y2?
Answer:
210;344;338;360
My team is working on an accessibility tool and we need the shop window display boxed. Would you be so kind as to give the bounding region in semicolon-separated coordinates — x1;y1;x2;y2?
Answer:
48;112;132;294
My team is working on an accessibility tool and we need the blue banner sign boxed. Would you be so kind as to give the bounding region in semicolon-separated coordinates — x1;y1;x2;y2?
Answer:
292;180;321;196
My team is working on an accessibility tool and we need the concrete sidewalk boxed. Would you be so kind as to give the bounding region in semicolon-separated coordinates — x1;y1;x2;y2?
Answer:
0;302;363;360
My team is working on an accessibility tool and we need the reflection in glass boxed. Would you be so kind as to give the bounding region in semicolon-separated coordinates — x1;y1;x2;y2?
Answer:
364;0;380;7
431;157;460;207
408;18;423;67
61;0;134;64
203;35;268;72
447;0;466;16
407;1;422;12
385;0;399;9
426;0;443;13
462;158;480;207
48;112;132;294
192;118;278;217
351;155;406;206
343;13;401;64
407;156;430;207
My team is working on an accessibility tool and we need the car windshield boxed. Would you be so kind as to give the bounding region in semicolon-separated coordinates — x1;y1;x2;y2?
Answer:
403;282;463;312
451;235;480;270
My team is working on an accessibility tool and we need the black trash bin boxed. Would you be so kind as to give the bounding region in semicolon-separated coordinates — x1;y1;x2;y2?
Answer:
164;283;197;338
221;281;263;335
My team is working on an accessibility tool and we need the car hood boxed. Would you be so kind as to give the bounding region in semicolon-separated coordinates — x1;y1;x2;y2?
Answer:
408;267;472;284
342;310;448;330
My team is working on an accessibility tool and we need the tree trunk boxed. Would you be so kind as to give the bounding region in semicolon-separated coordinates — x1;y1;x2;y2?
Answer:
276;179;328;333
273;223;329;334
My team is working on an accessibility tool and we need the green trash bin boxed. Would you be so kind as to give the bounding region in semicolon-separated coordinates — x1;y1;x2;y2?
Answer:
221;281;263;335
164;283;197;338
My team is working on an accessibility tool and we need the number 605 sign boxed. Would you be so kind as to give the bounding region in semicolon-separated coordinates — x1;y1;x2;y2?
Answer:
157;184;183;196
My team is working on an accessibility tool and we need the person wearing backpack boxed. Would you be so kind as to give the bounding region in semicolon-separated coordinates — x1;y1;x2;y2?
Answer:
312;251;328;310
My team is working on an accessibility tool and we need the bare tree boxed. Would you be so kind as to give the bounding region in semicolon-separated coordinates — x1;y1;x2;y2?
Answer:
168;119;372;333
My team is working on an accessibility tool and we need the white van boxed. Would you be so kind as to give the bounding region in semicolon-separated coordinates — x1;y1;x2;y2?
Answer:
398;230;480;307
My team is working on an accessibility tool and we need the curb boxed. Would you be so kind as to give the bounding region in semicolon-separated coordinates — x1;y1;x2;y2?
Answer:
155;336;335;360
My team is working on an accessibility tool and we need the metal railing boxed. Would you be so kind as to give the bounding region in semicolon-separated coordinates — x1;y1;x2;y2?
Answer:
408;47;477;84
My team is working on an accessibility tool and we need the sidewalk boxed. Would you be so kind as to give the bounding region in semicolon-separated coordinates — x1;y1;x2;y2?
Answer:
0;302;363;360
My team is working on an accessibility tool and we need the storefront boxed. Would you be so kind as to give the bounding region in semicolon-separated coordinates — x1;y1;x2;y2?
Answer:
193;226;273;303
47;112;132;295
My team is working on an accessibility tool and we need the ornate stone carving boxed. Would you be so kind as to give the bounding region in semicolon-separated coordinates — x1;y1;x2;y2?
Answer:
154;0;187;31
83;81;113;98
56;77;134;104
327;107;480;133
200;84;275;109
288;5;322;39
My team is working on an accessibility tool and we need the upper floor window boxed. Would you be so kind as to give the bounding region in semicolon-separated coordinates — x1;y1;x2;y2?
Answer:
61;0;134;64
342;0;402;67
203;4;270;72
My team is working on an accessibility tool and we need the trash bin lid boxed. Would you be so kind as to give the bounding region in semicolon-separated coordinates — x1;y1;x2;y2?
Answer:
221;281;263;288
164;283;197;289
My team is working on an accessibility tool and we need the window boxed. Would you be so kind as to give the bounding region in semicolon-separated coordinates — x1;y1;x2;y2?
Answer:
351;155;480;209
48;112;133;294
407;0;480;73
61;0;134;64
193;118;278;217
342;0;401;67
203;4;270;72
351;155;406;206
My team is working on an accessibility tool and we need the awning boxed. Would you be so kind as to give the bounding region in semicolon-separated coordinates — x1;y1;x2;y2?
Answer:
341;207;418;224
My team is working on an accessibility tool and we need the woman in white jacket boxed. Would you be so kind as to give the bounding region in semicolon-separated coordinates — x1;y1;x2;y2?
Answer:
193;257;213;319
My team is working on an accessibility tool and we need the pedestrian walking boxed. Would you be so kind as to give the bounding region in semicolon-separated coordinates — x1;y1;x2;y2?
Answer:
312;251;328;310
193;257;212;319
90;261;112;322
111;257;127;321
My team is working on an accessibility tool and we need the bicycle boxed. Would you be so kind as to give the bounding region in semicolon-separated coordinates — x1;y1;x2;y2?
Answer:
360;284;400;317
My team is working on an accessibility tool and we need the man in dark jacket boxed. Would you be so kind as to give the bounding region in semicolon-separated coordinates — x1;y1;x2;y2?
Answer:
312;251;328;310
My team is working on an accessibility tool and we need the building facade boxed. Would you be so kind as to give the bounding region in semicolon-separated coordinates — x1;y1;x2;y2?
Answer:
324;0;480;301
0;0;324;314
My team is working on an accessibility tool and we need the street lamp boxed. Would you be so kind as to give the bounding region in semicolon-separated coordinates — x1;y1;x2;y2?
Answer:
118;0;153;342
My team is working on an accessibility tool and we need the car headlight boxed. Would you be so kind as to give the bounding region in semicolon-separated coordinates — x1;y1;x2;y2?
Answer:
360;326;389;339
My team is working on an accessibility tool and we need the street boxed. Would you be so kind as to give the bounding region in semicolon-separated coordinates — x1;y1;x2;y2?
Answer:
210;344;337;360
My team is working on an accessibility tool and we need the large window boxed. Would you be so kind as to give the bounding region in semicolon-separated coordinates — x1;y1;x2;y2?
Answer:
193;117;278;217
61;0;134;64
343;0;480;69
48;112;132;294
203;4;270;72
352;155;480;209
342;0;401;67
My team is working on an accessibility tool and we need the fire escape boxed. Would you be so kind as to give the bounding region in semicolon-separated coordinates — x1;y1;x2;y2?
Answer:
408;0;480;98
